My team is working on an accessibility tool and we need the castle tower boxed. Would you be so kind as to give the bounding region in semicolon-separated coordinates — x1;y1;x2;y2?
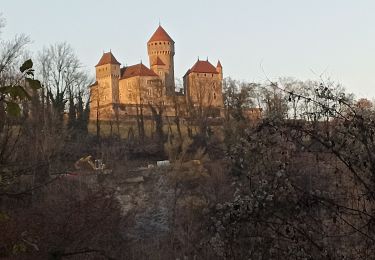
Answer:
147;25;175;95
95;51;121;106
216;60;223;80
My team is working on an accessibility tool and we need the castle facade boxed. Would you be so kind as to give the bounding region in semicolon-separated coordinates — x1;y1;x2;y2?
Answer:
89;25;224;121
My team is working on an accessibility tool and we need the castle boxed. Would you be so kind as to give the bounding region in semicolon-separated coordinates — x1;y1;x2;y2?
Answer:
89;25;224;121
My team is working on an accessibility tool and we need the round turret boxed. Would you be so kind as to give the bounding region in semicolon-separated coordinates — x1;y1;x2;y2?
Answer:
147;25;175;94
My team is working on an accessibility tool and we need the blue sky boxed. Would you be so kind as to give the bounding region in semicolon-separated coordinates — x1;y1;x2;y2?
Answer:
2;0;375;97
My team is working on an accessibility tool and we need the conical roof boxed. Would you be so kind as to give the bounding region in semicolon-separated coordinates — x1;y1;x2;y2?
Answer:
96;52;121;67
148;25;174;43
152;57;166;66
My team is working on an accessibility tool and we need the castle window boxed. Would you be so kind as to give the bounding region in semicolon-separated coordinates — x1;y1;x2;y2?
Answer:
204;74;206;77
214;93;216;100
159;42;161;45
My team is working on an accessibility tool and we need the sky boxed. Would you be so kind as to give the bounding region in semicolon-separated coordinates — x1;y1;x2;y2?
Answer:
1;0;375;97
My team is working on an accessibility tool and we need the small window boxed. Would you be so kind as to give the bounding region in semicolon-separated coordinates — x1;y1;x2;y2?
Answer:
214;93;216;100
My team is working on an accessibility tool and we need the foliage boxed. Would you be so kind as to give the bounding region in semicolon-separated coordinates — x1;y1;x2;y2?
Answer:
0;59;41;116
209;79;375;259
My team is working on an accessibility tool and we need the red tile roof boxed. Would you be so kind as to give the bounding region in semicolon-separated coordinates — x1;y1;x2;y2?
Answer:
152;57;166;66
188;60;219;74
121;63;158;79
148;25;174;43
216;60;222;68
96;52;121;67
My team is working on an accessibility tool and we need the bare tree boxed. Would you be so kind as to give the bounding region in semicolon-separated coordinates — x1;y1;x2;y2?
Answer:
187;77;218;137
37;43;86;121
37;43;92;137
